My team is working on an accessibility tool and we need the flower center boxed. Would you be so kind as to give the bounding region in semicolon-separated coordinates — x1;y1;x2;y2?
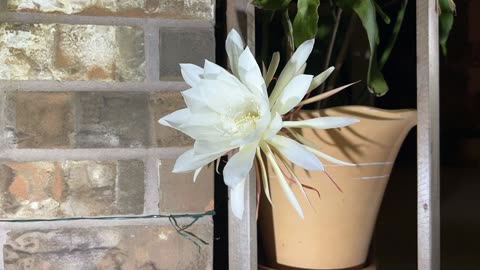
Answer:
233;111;260;131
222;99;261;135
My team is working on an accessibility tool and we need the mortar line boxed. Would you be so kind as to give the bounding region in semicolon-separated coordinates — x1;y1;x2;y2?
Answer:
0;81;188;92
144;157;160;215
0;148;189;161
0;12;214;28
144;24;160;82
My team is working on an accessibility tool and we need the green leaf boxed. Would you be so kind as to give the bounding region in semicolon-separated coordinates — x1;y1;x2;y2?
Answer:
252;0;292;10
336;0;389;96
293;0;321;48
439;0;455;56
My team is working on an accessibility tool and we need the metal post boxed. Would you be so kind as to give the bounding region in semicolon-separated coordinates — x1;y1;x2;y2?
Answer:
416;0;440;269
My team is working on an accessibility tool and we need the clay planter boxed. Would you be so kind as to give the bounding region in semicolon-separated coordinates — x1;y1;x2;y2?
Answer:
259;106;417;270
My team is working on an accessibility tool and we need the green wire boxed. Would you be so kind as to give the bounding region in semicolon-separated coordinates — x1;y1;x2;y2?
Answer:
0;210;216;252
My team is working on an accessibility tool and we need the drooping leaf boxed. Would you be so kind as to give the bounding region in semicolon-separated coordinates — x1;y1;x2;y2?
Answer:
439;0;455;56
253;0;292;10
336;0;389;96
293;0;321;48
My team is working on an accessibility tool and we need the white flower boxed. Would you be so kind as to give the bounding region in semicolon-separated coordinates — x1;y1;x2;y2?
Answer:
160;29;359;219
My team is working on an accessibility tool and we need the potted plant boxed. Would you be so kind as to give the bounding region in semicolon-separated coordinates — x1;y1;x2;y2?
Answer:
158;0;455;269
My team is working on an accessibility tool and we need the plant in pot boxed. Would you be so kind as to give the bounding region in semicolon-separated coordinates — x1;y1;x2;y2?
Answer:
251;0;455;269
158;0;455;269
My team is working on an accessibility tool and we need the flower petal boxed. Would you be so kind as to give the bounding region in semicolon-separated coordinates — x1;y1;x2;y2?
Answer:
203;60;237;81
238;47;268;99
194;139;236;155
226;29;244;77
273;74;313;115
230;180;245;219
180;63;203;87
187;79;253;115
193;167;203;183
290;39;315;71
256;148;273;205
262;113;283;141
283;116;359;129
269;39;315;105
269;135;324;171
159;108;191;128
261;142;304;219
223;143;257;187
304;146;355;166
308;66;335;92
265;51;280;87
173;148;226;173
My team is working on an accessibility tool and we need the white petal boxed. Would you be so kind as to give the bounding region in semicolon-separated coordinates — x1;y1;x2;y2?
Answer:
269;135;324;171
180;64;203;87
289;39;315;71
265;52;280;87
159;108;190;128
226;29;244;77
308;66;335;92
181;88;211;114
194;139;235;155
238;47;268;98
283;116;359;129
261;142;304;219
203;60;233;80
173;149;226;173
223;143;257;187
230;180;245;219
193;167;203;183
160;107;223;140
295;63;307;76
273;74;313;115
262;113;283;141
304;146;355;166
190;79;253;114
269;39;315;105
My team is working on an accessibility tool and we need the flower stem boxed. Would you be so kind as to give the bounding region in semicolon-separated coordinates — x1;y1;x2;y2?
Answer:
318;8;343;97
379;0;408;70
281;8;294;59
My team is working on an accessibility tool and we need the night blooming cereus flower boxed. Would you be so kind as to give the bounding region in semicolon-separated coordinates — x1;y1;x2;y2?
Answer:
159;29;359;219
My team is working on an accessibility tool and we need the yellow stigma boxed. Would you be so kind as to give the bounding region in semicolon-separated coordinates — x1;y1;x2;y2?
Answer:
221;98;261;135
234;111;260;129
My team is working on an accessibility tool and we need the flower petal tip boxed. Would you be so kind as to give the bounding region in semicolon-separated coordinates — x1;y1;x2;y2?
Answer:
158;118;169;126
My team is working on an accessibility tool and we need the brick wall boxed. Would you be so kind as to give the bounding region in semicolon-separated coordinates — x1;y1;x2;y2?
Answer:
0;0;215;269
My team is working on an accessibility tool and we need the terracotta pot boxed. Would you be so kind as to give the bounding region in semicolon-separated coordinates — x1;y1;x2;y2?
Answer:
259;106;417;270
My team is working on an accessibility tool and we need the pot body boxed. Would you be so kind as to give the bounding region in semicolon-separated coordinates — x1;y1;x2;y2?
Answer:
259;106;417;270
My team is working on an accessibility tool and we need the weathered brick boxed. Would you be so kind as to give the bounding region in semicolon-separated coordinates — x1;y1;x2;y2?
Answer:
0;23;145;81
3;223;213;270
159;159;214;214
150;92;193;147
159;28;215;80
7;0;214;20
116;160;145;214
74;92;151;148
14;92;74;149
0;160;145;218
